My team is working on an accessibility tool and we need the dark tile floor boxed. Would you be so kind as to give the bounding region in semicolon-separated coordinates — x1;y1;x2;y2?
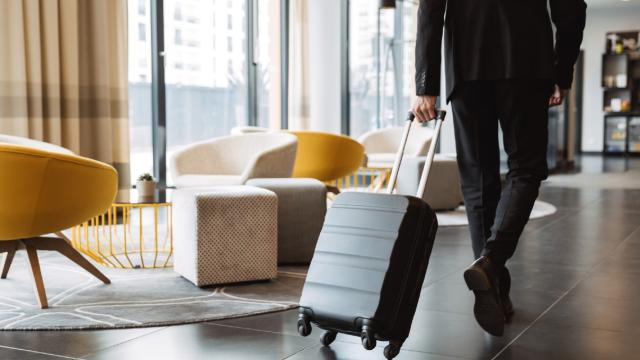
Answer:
1;156;639;360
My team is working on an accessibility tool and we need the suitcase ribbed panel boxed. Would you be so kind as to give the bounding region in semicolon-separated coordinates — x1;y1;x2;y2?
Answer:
299;111;443;347
300;192;411;323
315;231;397;261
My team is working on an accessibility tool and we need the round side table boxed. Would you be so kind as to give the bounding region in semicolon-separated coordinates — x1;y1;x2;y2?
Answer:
71;189;173;269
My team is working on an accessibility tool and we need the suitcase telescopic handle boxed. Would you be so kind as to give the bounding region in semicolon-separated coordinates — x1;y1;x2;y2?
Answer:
416;110;446;198
386;109;446;196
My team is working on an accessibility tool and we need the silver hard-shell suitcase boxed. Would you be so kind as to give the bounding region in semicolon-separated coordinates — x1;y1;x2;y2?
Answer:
297;110;447;359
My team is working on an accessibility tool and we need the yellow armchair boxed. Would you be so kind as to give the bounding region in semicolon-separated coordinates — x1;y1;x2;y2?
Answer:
0;141;116;308
289;131;365;183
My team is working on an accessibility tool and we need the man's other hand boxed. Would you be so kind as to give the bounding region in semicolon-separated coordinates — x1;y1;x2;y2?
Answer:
413;95;438;122
549;85;568;107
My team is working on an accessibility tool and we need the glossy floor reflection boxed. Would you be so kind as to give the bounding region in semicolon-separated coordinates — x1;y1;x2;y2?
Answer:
1;157;639;360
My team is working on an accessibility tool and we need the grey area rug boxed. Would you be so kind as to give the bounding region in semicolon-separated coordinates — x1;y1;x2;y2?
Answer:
436;200;557;227
545;170;640;189
0;252;305;331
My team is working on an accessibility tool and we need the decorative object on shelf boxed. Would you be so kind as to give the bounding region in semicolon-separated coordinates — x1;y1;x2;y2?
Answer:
71;189;173;269
611;98;623;112
606;34;619;54
605;75;616;88
616;74;628;88
136;172;157;198
606;31;639;53
623;38;638;53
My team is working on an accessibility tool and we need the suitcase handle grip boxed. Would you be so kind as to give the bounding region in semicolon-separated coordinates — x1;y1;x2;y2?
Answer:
387;109;446;195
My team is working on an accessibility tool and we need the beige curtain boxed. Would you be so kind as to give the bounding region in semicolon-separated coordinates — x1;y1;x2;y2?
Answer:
0;0;130;187
288;0;310;130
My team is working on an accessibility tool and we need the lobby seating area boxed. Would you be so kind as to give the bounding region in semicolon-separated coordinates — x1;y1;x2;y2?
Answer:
0;157;638;359
1;0;640;359
169;133;298;187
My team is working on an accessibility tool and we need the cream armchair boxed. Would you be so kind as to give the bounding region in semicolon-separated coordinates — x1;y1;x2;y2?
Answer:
169;133;298;188
358;124;434;168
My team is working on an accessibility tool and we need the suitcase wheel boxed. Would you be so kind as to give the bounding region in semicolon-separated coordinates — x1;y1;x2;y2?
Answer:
320;330;337;347
383;341;402;360
297;315;311;337
360;326;376;350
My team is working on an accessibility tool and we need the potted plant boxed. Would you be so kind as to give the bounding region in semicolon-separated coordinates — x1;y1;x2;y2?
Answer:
136;173;157;198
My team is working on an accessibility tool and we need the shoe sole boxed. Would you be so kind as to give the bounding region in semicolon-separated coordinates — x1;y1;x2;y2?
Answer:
464;267;505;336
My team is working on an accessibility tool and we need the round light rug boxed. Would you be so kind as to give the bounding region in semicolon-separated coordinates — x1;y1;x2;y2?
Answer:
436;200;557;227
545;171;640;189
0;252;306;331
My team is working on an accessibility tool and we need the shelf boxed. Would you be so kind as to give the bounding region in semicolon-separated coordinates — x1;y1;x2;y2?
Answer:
604;112;640;116
601;31;640;154
603;52;636;57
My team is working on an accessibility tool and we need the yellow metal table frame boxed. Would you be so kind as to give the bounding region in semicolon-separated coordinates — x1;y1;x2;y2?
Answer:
328;167;391;193
71;195;173;269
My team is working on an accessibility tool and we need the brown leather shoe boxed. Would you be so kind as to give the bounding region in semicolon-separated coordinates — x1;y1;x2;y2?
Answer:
463;256;505;336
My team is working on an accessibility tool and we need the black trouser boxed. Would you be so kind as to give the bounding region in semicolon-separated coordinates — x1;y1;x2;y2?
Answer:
451;80;552;268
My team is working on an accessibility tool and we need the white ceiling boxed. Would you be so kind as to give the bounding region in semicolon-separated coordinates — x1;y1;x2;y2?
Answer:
586;0;640;9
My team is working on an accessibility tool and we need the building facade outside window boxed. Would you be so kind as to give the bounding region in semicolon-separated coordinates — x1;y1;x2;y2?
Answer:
348;0;418;138
127;0;280;185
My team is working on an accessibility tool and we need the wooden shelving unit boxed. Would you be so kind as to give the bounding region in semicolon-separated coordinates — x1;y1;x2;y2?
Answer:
602;31;640;155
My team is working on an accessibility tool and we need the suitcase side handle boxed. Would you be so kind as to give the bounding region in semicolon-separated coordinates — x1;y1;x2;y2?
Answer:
386;109;446;195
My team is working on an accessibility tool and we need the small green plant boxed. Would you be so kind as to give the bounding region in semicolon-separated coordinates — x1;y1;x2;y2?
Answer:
137;173;155;182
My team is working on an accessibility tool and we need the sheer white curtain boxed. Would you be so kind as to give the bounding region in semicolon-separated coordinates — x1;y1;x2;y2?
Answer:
0;0;130;187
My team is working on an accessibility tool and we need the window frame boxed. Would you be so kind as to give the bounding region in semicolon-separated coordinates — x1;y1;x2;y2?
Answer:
344;0;415;137
144;0;290;188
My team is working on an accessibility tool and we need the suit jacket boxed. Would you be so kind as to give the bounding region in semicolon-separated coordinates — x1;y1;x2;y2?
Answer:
415;0;587;100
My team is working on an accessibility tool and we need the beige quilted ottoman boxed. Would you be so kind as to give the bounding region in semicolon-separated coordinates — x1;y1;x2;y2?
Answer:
396;154;463;211
246;178;327;265
173;186;278;287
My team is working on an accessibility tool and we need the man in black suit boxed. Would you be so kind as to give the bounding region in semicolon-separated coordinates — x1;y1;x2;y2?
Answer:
412;0;586;336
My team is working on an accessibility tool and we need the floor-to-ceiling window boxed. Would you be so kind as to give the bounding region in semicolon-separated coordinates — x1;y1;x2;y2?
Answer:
398;1;418;123
348;0;418;138
256;0;281;130
164;0;248;184
128;0;154;183
127;0;282;186
349;0;393;138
